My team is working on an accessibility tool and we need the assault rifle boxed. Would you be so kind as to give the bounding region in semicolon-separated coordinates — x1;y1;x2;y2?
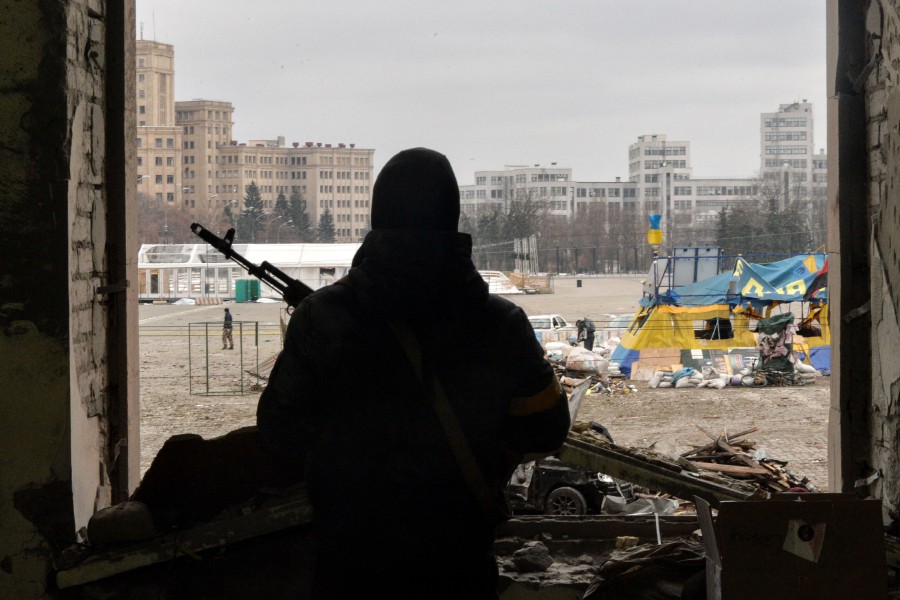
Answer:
190;223;314;309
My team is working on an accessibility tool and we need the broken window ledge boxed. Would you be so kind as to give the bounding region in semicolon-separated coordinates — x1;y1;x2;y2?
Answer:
56;489;313;589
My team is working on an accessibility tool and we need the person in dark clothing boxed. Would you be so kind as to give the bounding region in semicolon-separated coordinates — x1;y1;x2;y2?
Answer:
222;307;233;349
257;147;571;599
577;315;595;351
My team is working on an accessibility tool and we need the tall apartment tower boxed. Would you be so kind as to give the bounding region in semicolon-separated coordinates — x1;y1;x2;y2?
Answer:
135;40;183;241
759;101;817;210
175;100;235;220
627;135;693;242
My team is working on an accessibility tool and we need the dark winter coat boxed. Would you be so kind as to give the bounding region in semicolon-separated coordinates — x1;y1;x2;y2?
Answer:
257;229;570;598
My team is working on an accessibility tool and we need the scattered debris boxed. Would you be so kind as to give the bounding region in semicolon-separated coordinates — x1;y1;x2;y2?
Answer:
681;426;819;493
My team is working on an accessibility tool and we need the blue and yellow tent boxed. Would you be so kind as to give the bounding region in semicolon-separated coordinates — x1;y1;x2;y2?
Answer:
611;253;830;377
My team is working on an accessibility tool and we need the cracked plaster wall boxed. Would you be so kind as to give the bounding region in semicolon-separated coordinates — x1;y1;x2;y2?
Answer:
867;0;900;520
0;1;115;597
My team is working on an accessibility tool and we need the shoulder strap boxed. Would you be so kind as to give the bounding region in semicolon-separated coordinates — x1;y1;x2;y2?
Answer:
386;320;499;518
335;276;502;518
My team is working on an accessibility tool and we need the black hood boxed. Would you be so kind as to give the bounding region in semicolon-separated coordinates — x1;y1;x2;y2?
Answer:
371;148;460;232
347;230;488;317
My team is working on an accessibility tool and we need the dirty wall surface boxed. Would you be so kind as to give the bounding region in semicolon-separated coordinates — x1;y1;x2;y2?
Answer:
866;0;900;519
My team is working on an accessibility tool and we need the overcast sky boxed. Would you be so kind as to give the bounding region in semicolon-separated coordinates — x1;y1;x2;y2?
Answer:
135;1;826;185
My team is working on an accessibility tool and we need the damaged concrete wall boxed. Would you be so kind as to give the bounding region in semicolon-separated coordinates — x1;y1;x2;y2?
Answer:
866;0;900;521
0;1;137;597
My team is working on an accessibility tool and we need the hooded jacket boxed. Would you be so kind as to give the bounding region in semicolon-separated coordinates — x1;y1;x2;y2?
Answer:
256;148;569;596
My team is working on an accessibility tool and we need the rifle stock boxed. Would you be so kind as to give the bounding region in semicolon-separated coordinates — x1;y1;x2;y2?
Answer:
190;222;314;308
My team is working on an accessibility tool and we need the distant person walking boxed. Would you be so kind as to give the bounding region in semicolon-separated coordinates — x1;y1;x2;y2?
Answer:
222;307;234;350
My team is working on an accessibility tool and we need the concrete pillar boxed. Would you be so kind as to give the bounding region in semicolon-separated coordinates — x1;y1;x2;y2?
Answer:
0;2;138;597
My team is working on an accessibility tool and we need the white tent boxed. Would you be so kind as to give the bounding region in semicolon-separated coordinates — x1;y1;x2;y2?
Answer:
137;242;360;302
137;242;527;302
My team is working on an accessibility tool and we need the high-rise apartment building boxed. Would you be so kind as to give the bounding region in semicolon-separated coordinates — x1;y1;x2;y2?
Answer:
136;40;183;241
175;99;234;219
627;134;695;234
759;101;823;210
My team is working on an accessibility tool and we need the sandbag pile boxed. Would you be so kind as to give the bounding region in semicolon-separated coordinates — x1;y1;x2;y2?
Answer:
648;365;729;389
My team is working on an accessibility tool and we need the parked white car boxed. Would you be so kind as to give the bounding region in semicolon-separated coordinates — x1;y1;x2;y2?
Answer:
528;314;577;345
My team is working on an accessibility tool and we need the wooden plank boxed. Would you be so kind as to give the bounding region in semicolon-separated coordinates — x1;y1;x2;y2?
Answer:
691;461;770;476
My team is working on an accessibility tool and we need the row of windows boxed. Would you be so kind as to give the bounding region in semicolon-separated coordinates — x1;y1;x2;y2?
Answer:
210;185;309;195
331;213;370;223
535;173;567;182
765;145;808;155
695;186;758;196
182;125;230;136
764;117;808;127
316;185;371;195
176;110;230;121
765;131;807;141
315;171;369;180
643;160;687;169
137;156;176;167
138;174;176;184
765;159;808;168
696;200;746;208
318;199;372;209
643;146;687;156
136;137;175;149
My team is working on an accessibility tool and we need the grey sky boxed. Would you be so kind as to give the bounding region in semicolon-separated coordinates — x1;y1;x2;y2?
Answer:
136;1;826;185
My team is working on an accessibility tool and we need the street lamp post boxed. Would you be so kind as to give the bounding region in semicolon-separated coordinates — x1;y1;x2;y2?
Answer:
277;219;294;243
262;214;282;243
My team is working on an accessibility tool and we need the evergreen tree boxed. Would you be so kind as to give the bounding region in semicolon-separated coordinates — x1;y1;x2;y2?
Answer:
289;190;314;242
458;212;476;238
236;181;265;243
274;191;289;222
316;208;336;243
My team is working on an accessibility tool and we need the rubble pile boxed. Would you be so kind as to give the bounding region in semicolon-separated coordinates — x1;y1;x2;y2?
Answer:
681;426;819;493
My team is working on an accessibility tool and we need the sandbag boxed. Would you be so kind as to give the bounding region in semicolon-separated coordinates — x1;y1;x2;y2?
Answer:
566;348;600;373
545;341;573;357
795;361;817;374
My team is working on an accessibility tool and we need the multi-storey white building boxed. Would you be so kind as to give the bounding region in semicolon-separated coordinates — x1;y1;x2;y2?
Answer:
461;101;827;249
460;164;635;222
759;100;824;210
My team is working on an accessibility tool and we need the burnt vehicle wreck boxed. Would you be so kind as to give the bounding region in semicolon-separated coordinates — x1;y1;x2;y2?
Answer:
506;421;635;516
506;456;635;516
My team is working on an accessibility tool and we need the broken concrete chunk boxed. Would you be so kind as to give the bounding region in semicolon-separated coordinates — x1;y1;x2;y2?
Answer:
511;540;554;573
